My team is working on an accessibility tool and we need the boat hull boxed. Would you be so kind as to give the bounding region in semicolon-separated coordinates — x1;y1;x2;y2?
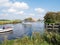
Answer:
0;28;13;33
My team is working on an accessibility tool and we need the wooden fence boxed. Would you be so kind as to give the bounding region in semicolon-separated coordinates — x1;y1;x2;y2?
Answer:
45;23;60;32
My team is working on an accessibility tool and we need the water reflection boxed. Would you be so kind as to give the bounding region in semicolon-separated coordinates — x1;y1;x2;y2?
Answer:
0;31;13;42
23;24;32;36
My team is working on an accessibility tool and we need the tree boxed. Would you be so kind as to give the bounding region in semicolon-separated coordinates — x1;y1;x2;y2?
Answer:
56;12;60;22
24;17;35;22
44;12;56;23
37;19;41;21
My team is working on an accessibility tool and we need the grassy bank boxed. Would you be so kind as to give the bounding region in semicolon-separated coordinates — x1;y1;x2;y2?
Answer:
0;20;22;25
0;31;60;45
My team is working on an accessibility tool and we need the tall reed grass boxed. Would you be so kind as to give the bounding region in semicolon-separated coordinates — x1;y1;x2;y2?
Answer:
0;31;60;45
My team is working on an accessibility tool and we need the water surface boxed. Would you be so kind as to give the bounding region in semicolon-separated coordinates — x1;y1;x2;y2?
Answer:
0;21;44;41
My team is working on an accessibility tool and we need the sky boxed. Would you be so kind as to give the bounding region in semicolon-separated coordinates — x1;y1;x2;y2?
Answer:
0;0;60;20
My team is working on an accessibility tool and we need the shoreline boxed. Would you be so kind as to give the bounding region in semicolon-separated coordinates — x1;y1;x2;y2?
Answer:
0;20;22;25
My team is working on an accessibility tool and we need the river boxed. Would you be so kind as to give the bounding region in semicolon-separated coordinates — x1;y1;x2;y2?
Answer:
0;21;45;42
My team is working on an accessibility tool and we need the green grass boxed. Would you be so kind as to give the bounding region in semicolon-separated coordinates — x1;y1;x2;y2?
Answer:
0;20;22;25
0;31;60;45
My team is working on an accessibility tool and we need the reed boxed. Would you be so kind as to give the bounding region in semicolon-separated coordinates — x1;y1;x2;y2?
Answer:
0;31;60;45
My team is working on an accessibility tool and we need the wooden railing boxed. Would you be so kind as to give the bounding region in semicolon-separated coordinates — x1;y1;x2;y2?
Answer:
45;23;60;32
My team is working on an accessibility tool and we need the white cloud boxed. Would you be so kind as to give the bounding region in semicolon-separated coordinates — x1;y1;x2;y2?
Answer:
29;13;35;16
0;0;29;9
0;0;29;16
4;2;12;7
16;11;24;15
2;8;24;15
0;13;8;16
7;8;17;13
35;8;45;13
0;0;11;7
12;2;29;9
0;0;9;3
2;8;17;13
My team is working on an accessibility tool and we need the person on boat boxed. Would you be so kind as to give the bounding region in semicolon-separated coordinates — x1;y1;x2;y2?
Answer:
3;26;5;29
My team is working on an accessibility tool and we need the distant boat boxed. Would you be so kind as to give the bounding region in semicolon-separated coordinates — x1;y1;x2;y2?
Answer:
22;22;32;25
0;27;13;33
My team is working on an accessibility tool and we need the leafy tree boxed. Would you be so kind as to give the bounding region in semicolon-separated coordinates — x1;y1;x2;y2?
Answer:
44;12;59;23
56;12;60;22
37;19;41;21
24;17;35;22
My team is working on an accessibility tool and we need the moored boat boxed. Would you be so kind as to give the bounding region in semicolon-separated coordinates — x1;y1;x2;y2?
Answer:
0;27;13;33
22;22;32;25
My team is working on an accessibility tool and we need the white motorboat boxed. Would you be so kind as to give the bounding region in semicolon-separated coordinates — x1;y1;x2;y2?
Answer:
22;22;32;25
0;27;13;33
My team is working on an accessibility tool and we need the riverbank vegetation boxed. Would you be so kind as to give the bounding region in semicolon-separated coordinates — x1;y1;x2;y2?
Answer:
44;12;60;23
0;31;60;45
0;18;41;25
0;19;22;25
24;17;36;22
37;19;41;22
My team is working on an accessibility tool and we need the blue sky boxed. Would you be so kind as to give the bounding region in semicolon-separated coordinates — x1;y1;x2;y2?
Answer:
0;0;60;20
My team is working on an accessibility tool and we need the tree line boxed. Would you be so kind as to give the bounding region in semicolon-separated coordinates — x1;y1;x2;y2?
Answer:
44;12;60;23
